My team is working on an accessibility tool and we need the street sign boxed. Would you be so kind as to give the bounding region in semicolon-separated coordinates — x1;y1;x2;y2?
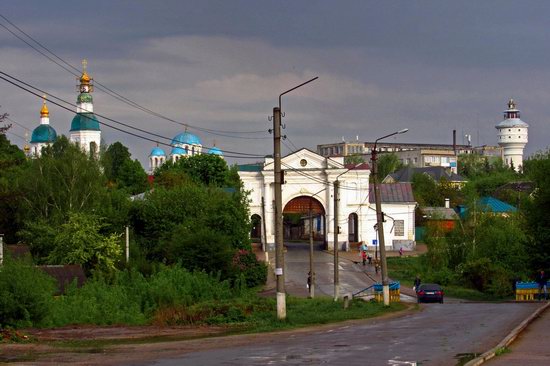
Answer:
372;239;378;245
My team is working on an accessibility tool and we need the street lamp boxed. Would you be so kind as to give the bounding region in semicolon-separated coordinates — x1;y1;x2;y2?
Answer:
371;128;408;305
273;76;318;320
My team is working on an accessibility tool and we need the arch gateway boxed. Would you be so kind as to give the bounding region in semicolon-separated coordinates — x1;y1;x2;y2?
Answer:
238;148;416;252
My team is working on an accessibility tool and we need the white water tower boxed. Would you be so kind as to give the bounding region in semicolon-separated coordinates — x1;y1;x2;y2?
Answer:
496;99;528;172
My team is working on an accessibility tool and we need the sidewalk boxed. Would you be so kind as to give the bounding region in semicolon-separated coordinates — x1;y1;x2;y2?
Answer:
337;245;424;298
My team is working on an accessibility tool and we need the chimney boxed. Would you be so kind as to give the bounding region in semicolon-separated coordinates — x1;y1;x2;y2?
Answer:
453;130;456;154
444;198;450;209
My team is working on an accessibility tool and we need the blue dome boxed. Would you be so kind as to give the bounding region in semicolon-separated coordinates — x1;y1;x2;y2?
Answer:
30;124;57;143
171;147;186;155
209;147;223;156
150;147;166;156
70;113;101;131
171;132;201;146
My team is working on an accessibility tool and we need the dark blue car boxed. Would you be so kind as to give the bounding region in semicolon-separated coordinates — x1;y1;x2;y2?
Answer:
416;283;444;303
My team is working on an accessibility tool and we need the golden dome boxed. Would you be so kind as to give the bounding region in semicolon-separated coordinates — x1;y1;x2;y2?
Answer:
80;71;91;84
40;97;49;117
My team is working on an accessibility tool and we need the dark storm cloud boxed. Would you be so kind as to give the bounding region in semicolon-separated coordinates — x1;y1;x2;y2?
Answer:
1;1;549;166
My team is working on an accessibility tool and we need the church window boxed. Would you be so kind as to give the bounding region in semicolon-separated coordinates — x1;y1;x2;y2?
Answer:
395;220;404;236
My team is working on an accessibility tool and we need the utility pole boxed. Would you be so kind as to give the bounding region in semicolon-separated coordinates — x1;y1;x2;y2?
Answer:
273;106;286;320
372;153;390;305
261;197;267;253
333;180;340;300
272;76;318;320
372;128;409;306
308;202;315;298
125;226;130;263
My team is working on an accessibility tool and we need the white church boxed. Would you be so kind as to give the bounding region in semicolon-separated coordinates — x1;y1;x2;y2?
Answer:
29;61;101;157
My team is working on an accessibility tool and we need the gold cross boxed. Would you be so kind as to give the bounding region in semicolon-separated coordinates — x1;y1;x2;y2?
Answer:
82;59;88;72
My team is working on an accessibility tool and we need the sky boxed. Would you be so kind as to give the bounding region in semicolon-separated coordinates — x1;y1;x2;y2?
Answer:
1;1;549;168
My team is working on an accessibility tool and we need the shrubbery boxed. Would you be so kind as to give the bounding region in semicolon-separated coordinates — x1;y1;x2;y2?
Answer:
0;261;55;328
46;265;236;327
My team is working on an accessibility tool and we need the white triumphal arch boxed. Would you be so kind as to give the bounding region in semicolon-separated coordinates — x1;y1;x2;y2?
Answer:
238;149;416;252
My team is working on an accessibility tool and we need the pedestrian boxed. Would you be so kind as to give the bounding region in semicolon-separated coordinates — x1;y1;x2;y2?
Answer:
361;250;367;266
368;253;372;265
536;270;547;300
399;247;403;257
414;274;421;292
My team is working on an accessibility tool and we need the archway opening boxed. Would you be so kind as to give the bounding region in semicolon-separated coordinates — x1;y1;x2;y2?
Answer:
250;214;262;242
283;196;326;244
348;212;358;243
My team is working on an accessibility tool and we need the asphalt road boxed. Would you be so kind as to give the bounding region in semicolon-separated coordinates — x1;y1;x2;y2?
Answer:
282;241;372;298
150;243;540;366
151;302;539;366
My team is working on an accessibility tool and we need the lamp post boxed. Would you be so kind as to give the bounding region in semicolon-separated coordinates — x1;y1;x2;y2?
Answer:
273;76;318;320
371;128;408;305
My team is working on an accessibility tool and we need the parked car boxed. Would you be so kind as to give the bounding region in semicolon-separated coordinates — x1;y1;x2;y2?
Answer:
416;283;444;303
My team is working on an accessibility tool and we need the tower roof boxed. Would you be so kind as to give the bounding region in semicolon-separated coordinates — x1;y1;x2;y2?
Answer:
496;98;529;129
171;132;202;146
40;97;49;117
31;124;57;143
208;146;223;156
70;113;101;131
150;146;166;157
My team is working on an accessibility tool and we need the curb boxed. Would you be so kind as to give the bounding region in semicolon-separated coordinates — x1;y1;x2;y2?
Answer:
464;301;550;366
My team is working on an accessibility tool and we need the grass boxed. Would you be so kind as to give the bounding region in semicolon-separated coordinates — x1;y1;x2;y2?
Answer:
387;256;508;301
152;293;406;332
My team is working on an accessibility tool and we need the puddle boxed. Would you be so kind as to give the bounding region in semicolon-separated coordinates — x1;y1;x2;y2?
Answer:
454;352;479;365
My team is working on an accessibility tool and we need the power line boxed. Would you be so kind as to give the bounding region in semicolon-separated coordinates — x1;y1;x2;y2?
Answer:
0;13;270;138
6;130;27;142
0;72;266;159
5;116;30;131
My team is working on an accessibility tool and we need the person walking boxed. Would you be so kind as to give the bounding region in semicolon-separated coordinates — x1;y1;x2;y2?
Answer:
414;274;421;292
536;270;547;300
361;250;367;266
399;247;403;257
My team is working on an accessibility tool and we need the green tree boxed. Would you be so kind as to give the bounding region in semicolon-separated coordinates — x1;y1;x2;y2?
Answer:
523;150;550;270
155;154;230;188
17;136;107;223
48;212;122;273
376;153;403;182
344;154;364;165
130;184;251;263
411;172;440;206
0;132;27;242
102;142;148;194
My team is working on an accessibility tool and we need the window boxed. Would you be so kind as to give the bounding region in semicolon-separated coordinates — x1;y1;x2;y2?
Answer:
395;220;404;236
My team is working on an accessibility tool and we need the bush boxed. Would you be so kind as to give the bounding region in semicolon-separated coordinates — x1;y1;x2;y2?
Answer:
45;265;236;327
231;250;267;288
0;261;55;328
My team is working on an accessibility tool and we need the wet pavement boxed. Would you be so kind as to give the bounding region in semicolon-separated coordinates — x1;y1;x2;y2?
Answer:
151;302;540;366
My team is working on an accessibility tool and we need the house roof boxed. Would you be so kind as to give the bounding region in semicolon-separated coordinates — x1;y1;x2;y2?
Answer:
385;166;465;183
344;162;370;170
37;265;87;295
369;183;415;203
237;163;263;172
478;196;517;213
422;207;459;220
